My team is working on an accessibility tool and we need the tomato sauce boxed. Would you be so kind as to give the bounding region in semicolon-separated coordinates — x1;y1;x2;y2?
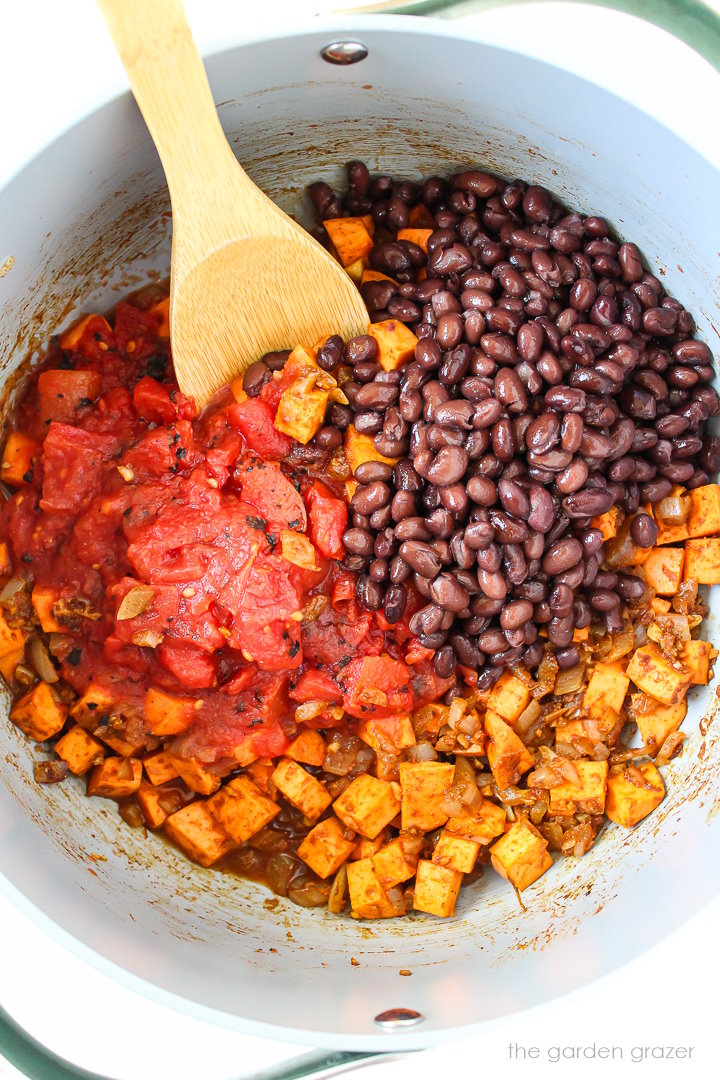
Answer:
1;296;450;774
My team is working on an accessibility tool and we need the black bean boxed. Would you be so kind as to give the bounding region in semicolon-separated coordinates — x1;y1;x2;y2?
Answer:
430;573;470;612
556;645;580;670
562;488;614;518
242;360;271;396
629;512;657;548
356;575;383;611
398;540;442;577
351;481;391;516
342;528;374;557
426;445;469;486
355;460;393;484
500;599;534;630
542;537;583;574
383;585;407;624
409;604;445;637
314;426;342;451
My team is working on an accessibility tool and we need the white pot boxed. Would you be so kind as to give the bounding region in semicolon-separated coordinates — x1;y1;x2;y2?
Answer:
1;6;719;1054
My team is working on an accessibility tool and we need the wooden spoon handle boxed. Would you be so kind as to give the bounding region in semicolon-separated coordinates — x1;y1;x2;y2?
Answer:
96;0;240;225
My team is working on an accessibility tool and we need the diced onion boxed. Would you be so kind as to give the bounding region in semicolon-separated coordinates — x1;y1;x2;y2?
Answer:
554;663;585;696
116;586;155;621
0;576;26;610
28;637;58;683
656;494;690;525
515;698;541;735
406;742;437;763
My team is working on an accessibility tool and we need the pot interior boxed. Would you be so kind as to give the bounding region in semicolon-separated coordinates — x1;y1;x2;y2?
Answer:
1;21;719;1049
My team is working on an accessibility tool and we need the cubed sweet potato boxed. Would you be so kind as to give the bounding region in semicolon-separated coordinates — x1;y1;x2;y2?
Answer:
169;756;221;795
246;757;275;794
136;781;169;829
10;682;68;742
606;761;665;827
684;538;720;584
143;750;180;786
347;857;402;919
360;269;397;287
683;639;714;684
148;297;169;336
486;670;531;724
333;774;400;839
31;586;65;633
207;775;279;843
413;860;463;918
272;758;332;822
274;378;328;445
490;819;553;892
432;831;480;874
686;484;720;538
367;320;418;371
351;831;388;860
344;425;399;476
372;836;422;888
583;661;630;717
323;217;374;267
59;314;112;351
297;816;356;879
0;610;26;666
626;643;692;705
0;542;11;575
87;757;142;799
591;505;624;541
548;760;609;816
630;692;686;752
484;710;534;790
357;714;416;754
396;228;433;253
55;725;105;775
286;729;326;767
164;801;235;867
446;797;507;845
398;761;455;831
145;687;197;736
1;432;42;487
70;684;116;728
644;547;685;596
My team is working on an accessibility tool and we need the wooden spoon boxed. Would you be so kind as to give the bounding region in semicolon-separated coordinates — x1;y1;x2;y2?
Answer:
97;0;369;407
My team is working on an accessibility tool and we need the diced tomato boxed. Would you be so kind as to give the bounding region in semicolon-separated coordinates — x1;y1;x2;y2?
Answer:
64;314;115;362
405;641;435;666
306;481;347;561
114;301;165;358
290;668;343;703
220;663;258;695
157;639;216;689
341;654;414;720
331;570;357;611
301;606;374;667
226;399;292;460
132;376;196;425
109;577;180;644
172;673;289;763
41;423;117;513
234;453;307;530
37;369;102;425
122;420;197;478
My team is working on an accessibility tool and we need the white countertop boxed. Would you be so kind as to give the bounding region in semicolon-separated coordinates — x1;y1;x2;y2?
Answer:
1;2;719;1078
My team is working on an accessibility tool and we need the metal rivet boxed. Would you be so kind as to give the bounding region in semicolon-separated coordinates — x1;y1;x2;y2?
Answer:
320;41;368;65
374;1008;424;1028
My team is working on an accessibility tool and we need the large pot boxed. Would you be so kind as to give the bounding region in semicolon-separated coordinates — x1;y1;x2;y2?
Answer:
1;2;720;1054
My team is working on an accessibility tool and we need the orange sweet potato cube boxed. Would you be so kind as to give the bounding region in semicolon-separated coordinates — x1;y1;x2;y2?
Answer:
351;830;388;860
55;725;105;775
10;682;68;742
398;761;455;831
367;320;418;372
246;757;275;794
490;820;553;891
484;710;534;790
286;729;326;767
0;610;26;665
164;802;235;867
297;816;356;879
70;684;115;728
143;750;180;786
626;644;692;705
59;314;112;351
87;757;142;799
644;547;684;595
413;860;463;918
145;687;197;736
0;542;11;575
684;538;720;584
432;831;480;874
136;781;169;829
446;797;507;845
323;217;374;267
169;756;221;795
347;857;403;919
548;760;608;816
1;432;42;488
148;297;170;336
274;377;328;445
344;424;398;476
687;484;720;538
357;714;416;754
207;775;280;843
272;758;332;822
591;505;624;541
372;836;422;888
630;692;686;752
396;228;433;253
683;639;714;685
361;269;397;286
486;670;531;724
583;661;630;717
333;774;400;839
31;586;65;633
606;762;665;827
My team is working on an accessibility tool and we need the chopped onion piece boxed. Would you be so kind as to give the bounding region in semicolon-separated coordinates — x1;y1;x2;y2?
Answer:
554;663;585;696
28;637;58;683
656;494;689;525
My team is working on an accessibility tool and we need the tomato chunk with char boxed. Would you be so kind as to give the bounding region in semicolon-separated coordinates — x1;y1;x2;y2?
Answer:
234;453;307;530
341;655;415;720
41;423;117;513
306;481;347;561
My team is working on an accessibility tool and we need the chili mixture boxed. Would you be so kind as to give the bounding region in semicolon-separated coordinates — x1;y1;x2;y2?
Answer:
1;163;718;920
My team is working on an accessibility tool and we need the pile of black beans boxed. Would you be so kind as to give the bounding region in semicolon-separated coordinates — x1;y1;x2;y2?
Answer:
260;163;720;688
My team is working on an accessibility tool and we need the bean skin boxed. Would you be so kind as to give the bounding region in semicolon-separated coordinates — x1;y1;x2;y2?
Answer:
431;573;470;612
398;541;442;578
542;537;583;574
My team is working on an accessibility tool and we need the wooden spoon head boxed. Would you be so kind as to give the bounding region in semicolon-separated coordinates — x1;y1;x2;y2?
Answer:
170;232;369;407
